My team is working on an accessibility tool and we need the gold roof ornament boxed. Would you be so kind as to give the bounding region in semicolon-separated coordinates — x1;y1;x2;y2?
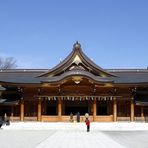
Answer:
72;76;82;84
73;55;82;65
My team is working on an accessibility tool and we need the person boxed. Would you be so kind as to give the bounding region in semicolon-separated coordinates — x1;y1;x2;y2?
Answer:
70;112;74;122
85;113;89;119
76;112;80;122
85;118;90;132
4;113;10;125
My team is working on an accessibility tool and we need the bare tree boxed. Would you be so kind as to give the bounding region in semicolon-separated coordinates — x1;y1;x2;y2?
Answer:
0;57;17;69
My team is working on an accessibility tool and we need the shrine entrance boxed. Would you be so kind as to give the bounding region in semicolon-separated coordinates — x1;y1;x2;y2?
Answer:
63;100;89;115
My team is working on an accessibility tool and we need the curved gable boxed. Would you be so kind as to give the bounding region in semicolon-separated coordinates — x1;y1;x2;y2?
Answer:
38;42;116;78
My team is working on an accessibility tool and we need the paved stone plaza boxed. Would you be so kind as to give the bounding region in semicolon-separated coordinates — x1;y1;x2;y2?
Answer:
0;122;148;148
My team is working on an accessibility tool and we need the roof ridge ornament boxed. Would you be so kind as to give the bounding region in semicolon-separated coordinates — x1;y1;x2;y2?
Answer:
73;41;81;50
73;55;82;65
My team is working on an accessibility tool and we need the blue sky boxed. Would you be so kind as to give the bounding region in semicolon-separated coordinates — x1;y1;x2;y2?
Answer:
0;0;148;69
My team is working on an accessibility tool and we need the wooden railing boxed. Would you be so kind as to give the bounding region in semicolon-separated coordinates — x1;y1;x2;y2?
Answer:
10;116;37;122
10;116;20;122
41;116;59;122
95;115;113;122
9;115;148;122
117;117;131;122
24;117;37;121
41;115;112;122
134;116;148;122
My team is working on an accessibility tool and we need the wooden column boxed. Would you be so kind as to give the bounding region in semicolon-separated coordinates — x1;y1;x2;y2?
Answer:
113;98;117;122
11;106;14;117
141;106;144;121
37;99;42;121
20;100;24;121
10;106;14;121
141;106;144;117
93;99;97;122
58;99;62;121
130;99;134;122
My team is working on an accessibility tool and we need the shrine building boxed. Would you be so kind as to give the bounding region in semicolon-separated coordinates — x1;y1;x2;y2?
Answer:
0;42;148;122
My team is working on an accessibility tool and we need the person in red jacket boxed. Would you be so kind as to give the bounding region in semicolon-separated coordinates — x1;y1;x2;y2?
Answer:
85;118;90;132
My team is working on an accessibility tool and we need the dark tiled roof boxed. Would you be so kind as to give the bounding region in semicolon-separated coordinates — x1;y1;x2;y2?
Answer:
0;69;148;84
0;99;19;105
111;70;148;84
0;70;44;84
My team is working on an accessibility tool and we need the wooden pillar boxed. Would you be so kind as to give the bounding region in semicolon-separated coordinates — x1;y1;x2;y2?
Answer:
93;99;97;122
113;98;117;122
141;106;144;121
42;100;47;115
10;106;14;121
37;99;42;121
11;106;14;117
58;98;62;121
141;106;144;117
130;99;134;122
20;100;24;121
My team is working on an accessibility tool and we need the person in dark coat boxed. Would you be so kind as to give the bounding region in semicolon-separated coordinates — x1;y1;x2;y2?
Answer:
76;112;80;122
85;118;90;132
70;112;74;122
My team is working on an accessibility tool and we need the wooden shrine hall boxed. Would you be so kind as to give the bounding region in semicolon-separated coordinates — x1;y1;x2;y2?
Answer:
0;42;148;122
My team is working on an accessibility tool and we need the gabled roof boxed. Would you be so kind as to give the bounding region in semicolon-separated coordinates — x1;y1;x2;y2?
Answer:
38;42;116;77
0;69;148;85
41;69;114;84
0;43;148;85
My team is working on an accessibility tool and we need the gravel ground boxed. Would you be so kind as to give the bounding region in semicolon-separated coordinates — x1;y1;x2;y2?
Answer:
103;131;148;148
0;122;148;148
0;130;55;148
